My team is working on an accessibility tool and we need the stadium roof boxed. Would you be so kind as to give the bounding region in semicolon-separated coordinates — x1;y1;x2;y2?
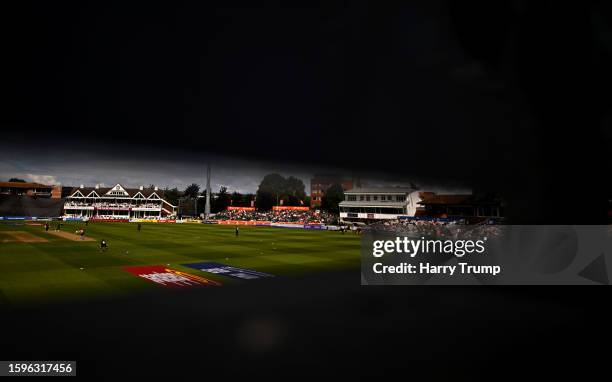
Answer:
67;185;165;198
344;187;415;194
0;181;52;189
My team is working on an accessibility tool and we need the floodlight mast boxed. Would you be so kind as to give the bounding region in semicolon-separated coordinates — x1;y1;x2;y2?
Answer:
204;163;211;219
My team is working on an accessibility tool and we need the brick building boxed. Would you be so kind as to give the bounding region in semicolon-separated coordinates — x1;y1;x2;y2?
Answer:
309;175;354;208
0;181;61;198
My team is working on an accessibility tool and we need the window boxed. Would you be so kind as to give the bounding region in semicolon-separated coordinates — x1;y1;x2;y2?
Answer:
348;195;357;201
360;195;364;201
366;196;370;201
381;195;386;201
396;195;404;202
373;195;378;201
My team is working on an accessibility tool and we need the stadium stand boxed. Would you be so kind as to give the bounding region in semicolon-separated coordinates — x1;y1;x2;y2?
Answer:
212;209;336;224
63;183;176;219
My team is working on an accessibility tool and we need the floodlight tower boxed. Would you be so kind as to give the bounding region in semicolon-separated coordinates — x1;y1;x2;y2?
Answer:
204;163;211;219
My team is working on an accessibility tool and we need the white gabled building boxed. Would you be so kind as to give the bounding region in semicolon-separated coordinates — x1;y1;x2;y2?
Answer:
339;187;429;223
63;183;176;219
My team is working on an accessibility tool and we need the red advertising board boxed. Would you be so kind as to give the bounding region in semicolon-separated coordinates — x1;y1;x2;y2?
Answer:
272;206;310;211
123;265;222;287
226;206;256;211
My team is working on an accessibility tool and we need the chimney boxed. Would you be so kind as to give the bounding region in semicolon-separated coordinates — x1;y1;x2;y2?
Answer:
154;186;158;191
139;186;144;190
80;184;84;189
95;184;99;189
51;185;62;199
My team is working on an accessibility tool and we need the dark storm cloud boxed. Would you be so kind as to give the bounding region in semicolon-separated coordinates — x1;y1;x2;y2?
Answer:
2;1;610;222
0;143;317;193
0;141;467;194
2;0;518;184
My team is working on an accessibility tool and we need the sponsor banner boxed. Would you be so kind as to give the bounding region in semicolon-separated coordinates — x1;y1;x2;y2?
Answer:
340;212;401;220
181;219;201;224
213;220;324;229
217;220;259;225
89;218;129;222
227;206;256;211
183;262;274;280
272;206;310;211
64;217;83;221
270;223;304;229
303;224;326;230
129;219;177;223
3;216;28;220
123;265;221;287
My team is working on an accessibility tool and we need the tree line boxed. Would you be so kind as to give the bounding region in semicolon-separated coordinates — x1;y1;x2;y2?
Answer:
163;184;257;216
162;173;346;216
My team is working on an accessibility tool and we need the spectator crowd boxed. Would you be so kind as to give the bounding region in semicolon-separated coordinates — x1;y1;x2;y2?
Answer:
368;218;504;239
212;209;336;224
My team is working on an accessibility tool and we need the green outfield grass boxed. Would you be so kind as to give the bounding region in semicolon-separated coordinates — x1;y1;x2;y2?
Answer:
0;221;360;307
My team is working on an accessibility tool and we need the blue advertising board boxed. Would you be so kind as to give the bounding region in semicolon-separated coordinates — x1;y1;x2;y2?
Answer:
303;224;326;230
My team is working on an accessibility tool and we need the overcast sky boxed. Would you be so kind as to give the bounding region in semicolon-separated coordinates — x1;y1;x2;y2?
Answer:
0;2;482;196
0;143;468;195
0;144;314;193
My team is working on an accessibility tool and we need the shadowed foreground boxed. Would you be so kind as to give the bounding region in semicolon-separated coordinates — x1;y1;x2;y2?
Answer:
0;269;607;379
